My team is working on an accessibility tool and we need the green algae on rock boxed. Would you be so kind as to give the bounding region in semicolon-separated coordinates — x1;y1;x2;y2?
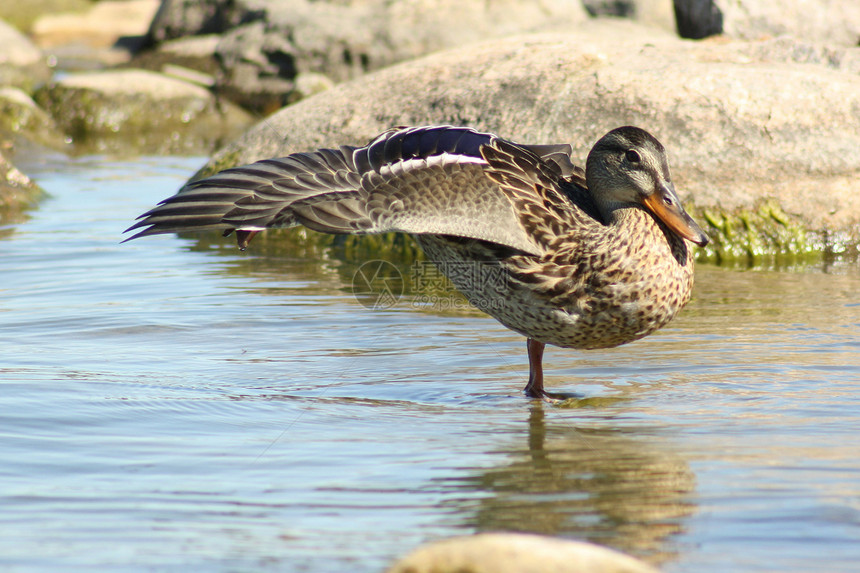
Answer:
695;201;855;266
0;87;65;149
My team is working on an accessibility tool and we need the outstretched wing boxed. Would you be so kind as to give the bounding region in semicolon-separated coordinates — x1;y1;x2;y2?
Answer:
479;137;602;250
124;147;362;237
125;126;585;256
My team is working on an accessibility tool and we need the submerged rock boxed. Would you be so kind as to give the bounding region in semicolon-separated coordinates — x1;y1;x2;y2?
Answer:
387;533;660;573
196;27;860;262
33;68;252;154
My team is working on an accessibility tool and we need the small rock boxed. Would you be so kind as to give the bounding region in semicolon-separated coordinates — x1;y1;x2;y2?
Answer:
31;0;160;49
160;64;215;88
0;87;48;128
0;87;63;148
0;19;51;92
127;34;222;82
33;68;252;154
290;72;334;103
158;34;221;59
386;533;660;573
146;0;246;43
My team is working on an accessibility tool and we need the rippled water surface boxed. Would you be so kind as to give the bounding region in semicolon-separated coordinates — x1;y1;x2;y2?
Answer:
1;155;858;571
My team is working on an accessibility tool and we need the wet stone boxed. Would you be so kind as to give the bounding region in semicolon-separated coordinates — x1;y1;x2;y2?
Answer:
33;68;252;154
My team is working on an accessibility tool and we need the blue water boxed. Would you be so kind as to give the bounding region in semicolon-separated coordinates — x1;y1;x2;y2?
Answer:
1;154;858;571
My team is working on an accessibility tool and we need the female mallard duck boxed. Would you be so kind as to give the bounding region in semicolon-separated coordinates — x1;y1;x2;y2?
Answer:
126;125;708;400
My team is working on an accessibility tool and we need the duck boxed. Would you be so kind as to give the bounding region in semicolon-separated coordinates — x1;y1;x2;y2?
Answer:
125;125;708;400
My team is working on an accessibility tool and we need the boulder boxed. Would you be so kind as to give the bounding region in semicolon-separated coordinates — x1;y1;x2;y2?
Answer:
674;0;860;45
386;533;660;573
0;19;51;92
196;28;860;261
33;68;252;154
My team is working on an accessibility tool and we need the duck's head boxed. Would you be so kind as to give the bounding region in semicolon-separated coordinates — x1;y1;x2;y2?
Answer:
585;126;709;247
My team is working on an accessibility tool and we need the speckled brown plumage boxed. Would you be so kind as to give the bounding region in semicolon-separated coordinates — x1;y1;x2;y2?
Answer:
126;125;709;400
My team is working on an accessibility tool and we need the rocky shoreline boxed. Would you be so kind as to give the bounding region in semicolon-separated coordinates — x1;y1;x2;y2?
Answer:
2;0;860;265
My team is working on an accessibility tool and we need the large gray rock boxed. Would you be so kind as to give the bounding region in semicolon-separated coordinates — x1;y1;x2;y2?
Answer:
386;533;660;573
0;19;51;93
674;0;860;45
34;68;252;154
149;0;589;112
197;27;860;260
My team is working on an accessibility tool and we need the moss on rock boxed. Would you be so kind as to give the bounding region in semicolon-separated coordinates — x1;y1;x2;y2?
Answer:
0;87;65;149
33;69;253;155
694;201;851;266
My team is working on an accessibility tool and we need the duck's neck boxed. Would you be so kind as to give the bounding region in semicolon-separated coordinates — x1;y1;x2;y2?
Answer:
606;203;651;227
605;204;690;268
598;200;649;230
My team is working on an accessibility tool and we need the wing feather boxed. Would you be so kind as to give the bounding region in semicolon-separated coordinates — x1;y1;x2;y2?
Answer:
124;125;590;256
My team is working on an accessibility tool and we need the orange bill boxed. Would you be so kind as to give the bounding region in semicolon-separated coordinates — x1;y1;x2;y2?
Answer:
642;187;709;246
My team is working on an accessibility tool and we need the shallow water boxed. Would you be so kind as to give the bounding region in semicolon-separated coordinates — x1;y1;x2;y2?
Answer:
1;154;858;571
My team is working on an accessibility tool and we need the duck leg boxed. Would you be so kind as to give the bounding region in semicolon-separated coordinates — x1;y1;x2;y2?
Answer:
523;338;546;399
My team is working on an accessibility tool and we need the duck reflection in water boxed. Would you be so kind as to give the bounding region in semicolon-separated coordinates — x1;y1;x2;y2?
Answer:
434;406;695;566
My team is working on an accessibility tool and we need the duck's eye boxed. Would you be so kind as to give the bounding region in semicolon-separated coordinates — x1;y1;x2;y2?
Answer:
625;149;641;163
